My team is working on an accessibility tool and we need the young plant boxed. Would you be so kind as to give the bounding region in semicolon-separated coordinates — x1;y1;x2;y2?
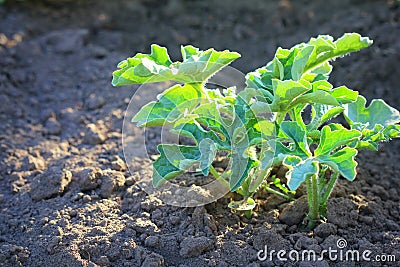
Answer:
112;33;400;228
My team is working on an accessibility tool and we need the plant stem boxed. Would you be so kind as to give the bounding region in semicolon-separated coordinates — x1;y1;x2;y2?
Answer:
276;112;286;124
244;209;252;219
288;109;295;121
320;171;339;205
209;165;230;189
306;177;313;215
317;167;327;193
307;174;319;229
264;186;292;200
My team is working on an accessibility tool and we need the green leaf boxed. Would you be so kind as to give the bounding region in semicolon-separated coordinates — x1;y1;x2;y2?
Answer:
190;101;234;132
284;157;319;191
311;80;333;91
228;111;261;191
291;46;315;81
253;120;275;139
172;121;229;149
273;57;285;80
279;124;361;189
229;152;257;191
292;104;307;130
353;124;400;151
207;87;237;105
112;44;240;85
303;33;373;74
181;45;200;60
344;96;400;150
314;125;361;156
260;149;276;170
384;124;400;138
302;62;332;83
198;139;217;175
269;79;311;112
307;34;336;54
238;88;274;113
307;104;344;131
330;86;358;104
171;101;231;146
132;83;204;127
326;123;347;131
344;95;400;129
152;140;216;186
283;128;360;189
316;147;358;181
262;121;311;170
289;90;339;109
152;144;199;186
245;33;372;92
278;121;312;157
248;101;271;115
310;125;360;181
272;177;295;195
229;133;259;191
228;197;256;211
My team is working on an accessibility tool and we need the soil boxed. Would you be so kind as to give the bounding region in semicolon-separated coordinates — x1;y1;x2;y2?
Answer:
1;0;400;266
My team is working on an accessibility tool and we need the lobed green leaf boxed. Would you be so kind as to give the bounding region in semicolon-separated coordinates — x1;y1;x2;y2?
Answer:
330;86;358;104
303;33;372;75
316;147;358;181
246;33;372;92
284;157;319;191
307;104;344;131
112;44;240;86
314;126;361;156
277;121;312;157
152;140;217;186
352;124;400;151
344;95;400;129
269;79;311;112
229;152;258;191
132;83;204;127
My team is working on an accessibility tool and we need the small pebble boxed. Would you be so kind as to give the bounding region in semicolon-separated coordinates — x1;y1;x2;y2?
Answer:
144;236;159;247
83;195;92;202
40;217;49;225
69;210;77;217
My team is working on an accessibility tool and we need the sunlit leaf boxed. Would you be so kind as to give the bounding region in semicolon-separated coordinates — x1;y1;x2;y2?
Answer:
344;95;400;129
112;44;240;85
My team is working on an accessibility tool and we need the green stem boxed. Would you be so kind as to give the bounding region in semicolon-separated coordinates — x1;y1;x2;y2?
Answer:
317;167;327;193
307;119;318;132
264;186;292;200
320;171;339;205
306;177;313;215
275;112;286;124
288;109;295;121
244;209;252;219
307;174;319;229
209;165;230;189
290;107;307;129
